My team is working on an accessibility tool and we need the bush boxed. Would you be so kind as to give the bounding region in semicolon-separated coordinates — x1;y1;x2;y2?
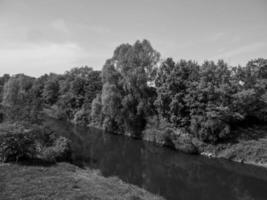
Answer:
39;136;71;163
43;105;67;120
162;128;198;154
72;108;89;126
0;132;36;162
190;116;231;143
162;128;175;148
0;124;71;163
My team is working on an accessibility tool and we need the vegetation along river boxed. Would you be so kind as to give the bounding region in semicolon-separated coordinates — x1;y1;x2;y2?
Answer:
45;119;267;200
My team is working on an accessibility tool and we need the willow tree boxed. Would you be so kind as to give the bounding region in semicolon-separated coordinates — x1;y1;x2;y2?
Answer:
94;39;160;136
2;74;41;123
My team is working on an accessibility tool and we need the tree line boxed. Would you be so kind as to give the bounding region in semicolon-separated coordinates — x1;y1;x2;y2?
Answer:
0;39;266;144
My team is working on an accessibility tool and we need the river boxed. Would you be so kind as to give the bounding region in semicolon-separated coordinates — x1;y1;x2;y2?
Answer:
45;119;267;200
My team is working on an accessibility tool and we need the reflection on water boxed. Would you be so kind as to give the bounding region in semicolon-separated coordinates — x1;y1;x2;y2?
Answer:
45;119;267;200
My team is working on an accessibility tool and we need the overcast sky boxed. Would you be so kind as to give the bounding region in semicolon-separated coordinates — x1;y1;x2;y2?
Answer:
0;0;266;77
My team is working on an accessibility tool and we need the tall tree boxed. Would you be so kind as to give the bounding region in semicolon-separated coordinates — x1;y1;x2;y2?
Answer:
42;75;60;105
2;74;41;123
0;74;10;102
99;39;160;136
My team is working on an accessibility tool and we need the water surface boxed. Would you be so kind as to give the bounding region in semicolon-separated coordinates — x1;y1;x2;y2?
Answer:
45;119;267;200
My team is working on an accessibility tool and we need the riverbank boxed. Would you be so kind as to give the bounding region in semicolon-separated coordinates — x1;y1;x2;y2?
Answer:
0;122;164;200
0;162;164;200
91;124;267;169
200;126;267;168
141;120;267;169
45;114;267;169
47;106;267;170
39;118;267;200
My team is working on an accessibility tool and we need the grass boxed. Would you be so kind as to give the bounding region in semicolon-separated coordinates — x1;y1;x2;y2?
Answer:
0;162;164;200
0;122;164;199
143;117;267;168
217;138;267;166
202;125;267;168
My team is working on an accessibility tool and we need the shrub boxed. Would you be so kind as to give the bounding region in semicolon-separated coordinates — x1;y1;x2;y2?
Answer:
39;136;71;163
162;128;175;148
0;124;71;163
0;132;36;162
72;108;89;126
43;105;67;120
161;128;197;153
190;116;231;143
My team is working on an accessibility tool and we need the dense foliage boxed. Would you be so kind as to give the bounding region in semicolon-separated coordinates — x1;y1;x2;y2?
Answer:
0;67;101;125
155;58;267;143
1;74;42;123
52;67;102;125
0;124;71;163
92;40;160;137
0;39;266;144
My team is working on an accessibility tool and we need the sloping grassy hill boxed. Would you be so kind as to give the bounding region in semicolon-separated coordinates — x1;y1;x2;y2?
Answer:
0;162;164;200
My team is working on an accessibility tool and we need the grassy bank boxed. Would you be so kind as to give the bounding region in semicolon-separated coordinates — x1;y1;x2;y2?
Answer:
142;119;267;169
201;125;267;168
0;162;164;200
0;122;164;200
88;121;267;169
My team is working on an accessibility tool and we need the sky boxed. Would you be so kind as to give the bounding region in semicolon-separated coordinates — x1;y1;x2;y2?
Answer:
0;0;266;77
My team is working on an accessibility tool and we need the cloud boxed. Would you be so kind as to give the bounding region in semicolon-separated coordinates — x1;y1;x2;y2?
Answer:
88;25;111;34
25;19;72;44
50;19;69;34
0;40;110;76
0;42;87;76
212;42;266;60
0;18;72;47
209;32;225;42
75;23;111;35
0;43;84;61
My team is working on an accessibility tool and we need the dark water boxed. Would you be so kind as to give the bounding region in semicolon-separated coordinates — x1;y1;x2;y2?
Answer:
45;119;267;200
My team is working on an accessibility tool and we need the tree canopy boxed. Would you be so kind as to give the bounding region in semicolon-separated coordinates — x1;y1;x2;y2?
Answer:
0;40;266;144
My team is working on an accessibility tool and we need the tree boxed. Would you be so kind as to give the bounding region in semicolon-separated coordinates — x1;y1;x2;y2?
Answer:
101;83;123;133
83;70;102;110
90;93;103;126
155;59;200;125
186;60;233;142
65;66;93;78
46;67;103;125
232;58;267;121
155;58;267;143
42;75;60;105
2;74;41;123
99;39;160;136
